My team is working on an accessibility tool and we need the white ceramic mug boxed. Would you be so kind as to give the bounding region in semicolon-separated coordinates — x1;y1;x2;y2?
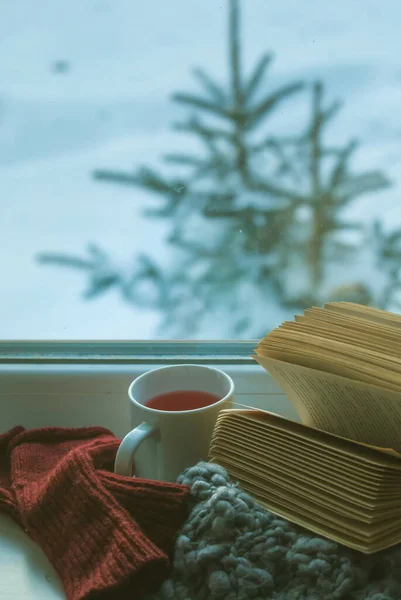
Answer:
114;364;234;482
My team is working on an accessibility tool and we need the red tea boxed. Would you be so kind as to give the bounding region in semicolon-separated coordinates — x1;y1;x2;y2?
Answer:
144;390;220;411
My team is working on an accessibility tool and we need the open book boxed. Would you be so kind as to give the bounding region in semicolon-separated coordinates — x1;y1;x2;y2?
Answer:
254;302;401;453
209;303;401;552
209;408;401;553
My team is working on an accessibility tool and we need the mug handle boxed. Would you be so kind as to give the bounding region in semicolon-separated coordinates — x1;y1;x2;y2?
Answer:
114;422;158;476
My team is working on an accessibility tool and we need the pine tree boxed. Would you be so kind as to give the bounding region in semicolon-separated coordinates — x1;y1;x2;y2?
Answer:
38;0;392;337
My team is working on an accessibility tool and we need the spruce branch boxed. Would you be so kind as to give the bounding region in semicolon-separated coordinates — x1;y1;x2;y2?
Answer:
245;82;305;131
245;53;273;100
172;92;230;119
192;67;227;105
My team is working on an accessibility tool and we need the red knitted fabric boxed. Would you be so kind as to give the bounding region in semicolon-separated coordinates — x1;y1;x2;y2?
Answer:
98;471;189;556
0;426;24;522
49;428;190;552
0;426;189;600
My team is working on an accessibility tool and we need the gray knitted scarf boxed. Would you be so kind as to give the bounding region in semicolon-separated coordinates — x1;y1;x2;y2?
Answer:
148;462;401;600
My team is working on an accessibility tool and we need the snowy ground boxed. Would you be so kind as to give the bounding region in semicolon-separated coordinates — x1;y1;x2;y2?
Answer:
1;0;401;339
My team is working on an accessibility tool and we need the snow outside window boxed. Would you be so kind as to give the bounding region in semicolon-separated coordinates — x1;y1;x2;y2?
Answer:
1;1;400;340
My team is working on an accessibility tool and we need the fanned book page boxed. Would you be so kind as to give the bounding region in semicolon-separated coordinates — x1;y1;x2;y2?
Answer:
254;302;401;453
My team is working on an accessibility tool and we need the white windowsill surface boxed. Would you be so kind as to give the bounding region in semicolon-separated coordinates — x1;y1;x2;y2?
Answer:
0;357;296;598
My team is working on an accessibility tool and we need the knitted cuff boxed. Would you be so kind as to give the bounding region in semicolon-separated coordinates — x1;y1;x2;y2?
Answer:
10;436;170;600
98;471;190;555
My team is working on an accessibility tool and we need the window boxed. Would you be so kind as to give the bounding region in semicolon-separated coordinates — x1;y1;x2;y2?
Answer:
0;342;297;435
2;1;399;340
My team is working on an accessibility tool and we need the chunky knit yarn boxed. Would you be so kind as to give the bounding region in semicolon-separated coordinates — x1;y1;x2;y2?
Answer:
149;462;401;600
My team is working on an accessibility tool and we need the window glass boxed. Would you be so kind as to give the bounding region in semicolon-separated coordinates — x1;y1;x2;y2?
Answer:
1;1;399;339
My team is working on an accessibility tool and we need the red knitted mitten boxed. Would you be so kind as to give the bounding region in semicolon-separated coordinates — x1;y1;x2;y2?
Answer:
57;428;190;555
82;430;190;554
9;427;171;600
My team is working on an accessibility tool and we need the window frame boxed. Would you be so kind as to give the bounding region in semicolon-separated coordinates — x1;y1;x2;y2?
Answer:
0;340;257;364
0;340;297;439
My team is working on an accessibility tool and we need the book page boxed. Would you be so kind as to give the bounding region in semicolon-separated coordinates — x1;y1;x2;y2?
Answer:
221;409;401;465
211;458;401;538
258;347;401;391
254;356;401;453
307;305;401;338
290;316;401;358
260;329;401;379
325;302;401;328
209;447;380;520
213;418;401;481
215;463;401;553
210;437;401;509
213;409;401;466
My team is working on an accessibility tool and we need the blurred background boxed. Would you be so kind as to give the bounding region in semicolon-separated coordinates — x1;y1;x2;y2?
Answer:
1;0;401;339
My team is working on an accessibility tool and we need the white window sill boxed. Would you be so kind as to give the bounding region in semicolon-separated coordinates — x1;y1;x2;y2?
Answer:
0;362;298;437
